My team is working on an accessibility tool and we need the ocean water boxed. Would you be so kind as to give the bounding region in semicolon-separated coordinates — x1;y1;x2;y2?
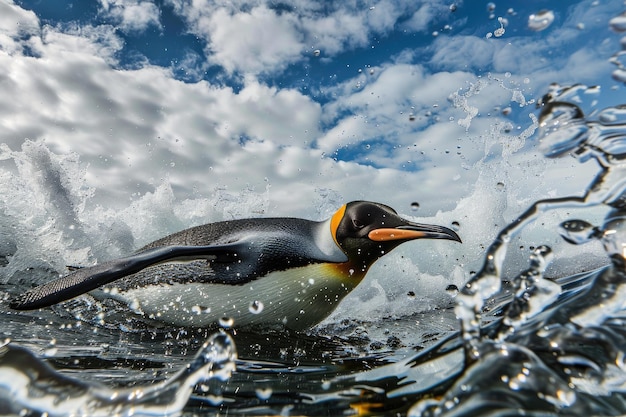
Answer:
3;9;626;417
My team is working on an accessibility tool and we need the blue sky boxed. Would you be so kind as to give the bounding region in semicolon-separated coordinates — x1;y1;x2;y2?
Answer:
1;0;624;316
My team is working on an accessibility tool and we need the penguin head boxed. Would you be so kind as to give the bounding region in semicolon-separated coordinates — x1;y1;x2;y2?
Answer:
330;201;461;271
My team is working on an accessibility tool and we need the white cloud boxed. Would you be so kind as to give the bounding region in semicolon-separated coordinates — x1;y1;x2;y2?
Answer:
0;1;39;37
402;3;449;32
0;0;40;55
181;5;305;75
167;0;449;75
98;0;162;33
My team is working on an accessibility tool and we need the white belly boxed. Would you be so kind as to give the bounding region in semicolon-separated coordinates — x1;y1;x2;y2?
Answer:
109;264;355;331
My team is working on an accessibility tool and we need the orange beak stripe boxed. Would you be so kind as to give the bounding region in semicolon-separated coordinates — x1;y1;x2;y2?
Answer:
368;228;428;242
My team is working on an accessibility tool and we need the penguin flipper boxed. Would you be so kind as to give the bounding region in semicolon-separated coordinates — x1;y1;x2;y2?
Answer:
10;244;242;311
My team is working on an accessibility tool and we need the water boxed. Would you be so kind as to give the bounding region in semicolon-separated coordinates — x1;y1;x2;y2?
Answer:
527;10;555;32
3;9;626;417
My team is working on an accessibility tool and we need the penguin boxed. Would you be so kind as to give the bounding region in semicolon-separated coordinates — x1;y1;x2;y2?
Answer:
10;201;461;330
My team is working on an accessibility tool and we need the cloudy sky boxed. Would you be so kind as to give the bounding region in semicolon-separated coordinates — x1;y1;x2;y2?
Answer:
1;1;625;285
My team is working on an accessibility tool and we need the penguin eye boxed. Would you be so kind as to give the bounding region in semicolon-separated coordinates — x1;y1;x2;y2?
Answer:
352;219;365;229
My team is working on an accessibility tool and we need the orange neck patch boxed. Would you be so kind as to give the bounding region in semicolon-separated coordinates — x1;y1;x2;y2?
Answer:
330;204;347;246
323;262;368;285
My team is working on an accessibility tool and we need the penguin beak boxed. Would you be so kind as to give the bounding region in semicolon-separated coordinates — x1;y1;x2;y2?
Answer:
368;222;461;243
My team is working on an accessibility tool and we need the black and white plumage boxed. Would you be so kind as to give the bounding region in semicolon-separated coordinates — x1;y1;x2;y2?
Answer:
11;201;461;330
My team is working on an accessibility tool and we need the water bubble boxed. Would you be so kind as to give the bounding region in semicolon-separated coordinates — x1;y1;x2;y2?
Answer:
486;2;495;12
528;10;554;32
450;4;457;12
248;300;264;314
219;317;234;328
313;49;321;57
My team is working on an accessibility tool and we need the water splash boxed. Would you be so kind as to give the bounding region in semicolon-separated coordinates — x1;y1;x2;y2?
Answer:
0;332;236;416
456;80;626;362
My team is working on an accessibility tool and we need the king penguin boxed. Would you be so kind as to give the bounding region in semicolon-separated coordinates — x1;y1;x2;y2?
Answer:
11;201;461;330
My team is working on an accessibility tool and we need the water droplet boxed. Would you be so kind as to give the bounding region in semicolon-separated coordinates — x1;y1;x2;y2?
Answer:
609;12;626;33
612;68;626;83
129;299;141;312
528;10;554;32
451;221;460;231
44;347;58;357
411;201;420;210
494;17;506;37
559;219;598;245
249;300;264;314
255;388;273;400
407;290;416;299
206;395;224;405
446;284;459;297
496;181;505;190
219;317;234;328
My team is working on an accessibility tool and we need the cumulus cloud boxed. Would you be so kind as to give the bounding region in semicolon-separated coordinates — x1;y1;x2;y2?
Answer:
166;0;448;76
0;0;40;55
402;3;450;32
98;0;162;33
